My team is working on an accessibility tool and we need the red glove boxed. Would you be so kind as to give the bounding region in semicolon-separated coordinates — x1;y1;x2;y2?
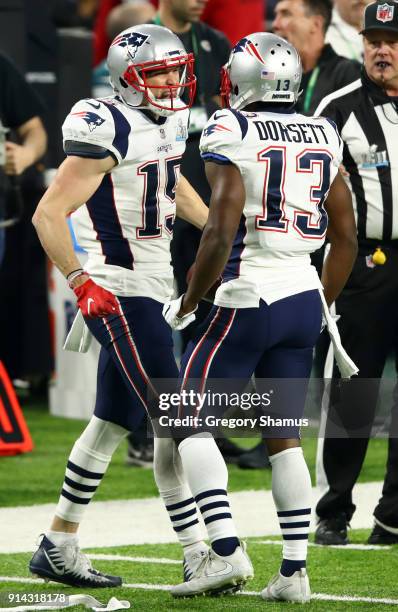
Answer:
73;278;118;318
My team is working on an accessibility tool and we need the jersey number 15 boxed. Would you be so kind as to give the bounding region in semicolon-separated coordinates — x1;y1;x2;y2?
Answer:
136;156;181;239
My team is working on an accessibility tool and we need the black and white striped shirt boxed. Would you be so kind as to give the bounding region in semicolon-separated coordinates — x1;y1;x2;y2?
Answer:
315;70;398;242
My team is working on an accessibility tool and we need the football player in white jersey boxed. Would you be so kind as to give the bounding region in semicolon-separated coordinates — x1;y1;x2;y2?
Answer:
164;33;358;601
29;25;211;589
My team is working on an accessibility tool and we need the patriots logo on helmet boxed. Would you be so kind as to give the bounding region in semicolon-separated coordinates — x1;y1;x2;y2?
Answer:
203;123;232;137
110;31;149;59
71;111;105;132
232;37;265;64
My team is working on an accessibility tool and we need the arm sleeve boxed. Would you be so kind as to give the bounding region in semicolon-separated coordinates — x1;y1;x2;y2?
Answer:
199;109;246;168
64;140;117;161
0;53;45;128
62;99;129;164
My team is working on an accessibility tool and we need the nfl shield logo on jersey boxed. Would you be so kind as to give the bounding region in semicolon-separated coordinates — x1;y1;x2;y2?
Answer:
376;3;394;22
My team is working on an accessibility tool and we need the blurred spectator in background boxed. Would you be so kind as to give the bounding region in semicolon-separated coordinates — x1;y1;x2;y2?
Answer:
326;0;372;61
52;0;99;30
107;0;155;35
94;0;123;65
273;0;361;115
93;1;156;97
93;0;263;64
201;0;264;44
266;0;278;25
0;51;48;394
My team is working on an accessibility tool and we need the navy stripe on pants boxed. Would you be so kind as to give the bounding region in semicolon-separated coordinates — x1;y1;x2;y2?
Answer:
85;296;178;431
177;291;322;438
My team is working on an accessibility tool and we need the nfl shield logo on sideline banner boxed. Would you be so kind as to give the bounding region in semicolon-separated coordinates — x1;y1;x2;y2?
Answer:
376;3;394;22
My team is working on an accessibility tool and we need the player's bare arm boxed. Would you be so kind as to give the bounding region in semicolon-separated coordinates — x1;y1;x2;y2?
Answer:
179;161;245;315
32;154;115;286
175;174;208;230
322;171;358;306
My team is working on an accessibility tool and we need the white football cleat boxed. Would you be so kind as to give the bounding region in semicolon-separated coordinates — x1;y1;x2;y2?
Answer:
171;542;253;598
261;568;310;603
183;544;210;581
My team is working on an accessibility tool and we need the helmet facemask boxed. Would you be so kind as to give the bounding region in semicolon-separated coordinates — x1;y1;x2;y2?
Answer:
123;53;196;116
220;65;232;109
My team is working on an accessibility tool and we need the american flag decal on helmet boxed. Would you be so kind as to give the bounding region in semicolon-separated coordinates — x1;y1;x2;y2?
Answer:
71;111;105;132
110;31;149;59
232;37;265;64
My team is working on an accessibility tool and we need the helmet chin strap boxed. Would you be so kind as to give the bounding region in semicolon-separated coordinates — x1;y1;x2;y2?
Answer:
231;88;256;110
145;89;185;116
111;74;186;116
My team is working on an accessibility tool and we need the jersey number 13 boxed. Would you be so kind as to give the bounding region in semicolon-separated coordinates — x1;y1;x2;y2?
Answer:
256;147;332;239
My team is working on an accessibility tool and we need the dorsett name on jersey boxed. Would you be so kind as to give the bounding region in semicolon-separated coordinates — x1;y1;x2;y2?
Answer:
253;118;330;145
62;96;189;302
200;108;343;308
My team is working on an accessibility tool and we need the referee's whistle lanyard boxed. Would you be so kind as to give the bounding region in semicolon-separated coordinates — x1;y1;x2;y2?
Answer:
153;14;205;106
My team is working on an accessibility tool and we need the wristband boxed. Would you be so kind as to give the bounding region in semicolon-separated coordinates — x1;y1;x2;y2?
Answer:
66;268;83;281
67;269;87;289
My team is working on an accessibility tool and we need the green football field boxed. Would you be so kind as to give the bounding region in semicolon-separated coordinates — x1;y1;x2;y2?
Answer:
0;405;397;610
1;535;398;611
0;406;389;507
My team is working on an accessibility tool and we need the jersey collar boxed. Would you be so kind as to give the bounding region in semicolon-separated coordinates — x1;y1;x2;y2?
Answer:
139;109;168;125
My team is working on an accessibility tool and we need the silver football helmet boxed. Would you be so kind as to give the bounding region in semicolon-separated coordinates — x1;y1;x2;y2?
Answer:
221;32;302;110
107;24;196;116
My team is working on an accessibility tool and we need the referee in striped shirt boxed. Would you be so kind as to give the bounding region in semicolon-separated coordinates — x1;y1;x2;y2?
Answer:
314;0;398;546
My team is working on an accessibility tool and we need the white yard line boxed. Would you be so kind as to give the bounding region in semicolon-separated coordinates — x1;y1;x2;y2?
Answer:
254;539;391;551
0;482;384;553
88;554;179;565
1;577;397;606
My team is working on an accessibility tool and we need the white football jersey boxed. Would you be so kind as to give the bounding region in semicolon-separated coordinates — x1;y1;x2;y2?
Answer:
62;95;189;301
200;108;343;307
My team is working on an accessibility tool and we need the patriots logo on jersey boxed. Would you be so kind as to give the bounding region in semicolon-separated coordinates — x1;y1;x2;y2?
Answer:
232;38;265;64
71;111;105;132
110;31;149;59
203;123;232;137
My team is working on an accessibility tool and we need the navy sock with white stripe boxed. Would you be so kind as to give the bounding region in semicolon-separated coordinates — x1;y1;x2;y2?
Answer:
269;447;312;577
178;434;239;555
